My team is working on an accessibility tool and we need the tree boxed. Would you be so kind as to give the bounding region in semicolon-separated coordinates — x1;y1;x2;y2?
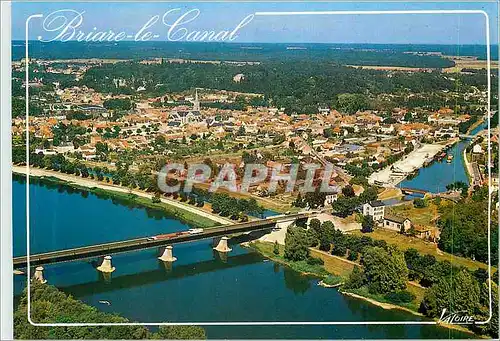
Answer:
361;246;408;294
337;93;368;114
318;221;335;251
309;218;322;234
103;98;132;111
347;250;358;261
303;190;327;209
284;226;310;261
152;192;161;203
273;241;280;255
342;185;355;198
344;266;366;289
157;326;206;339
420;269;480;318
438;201;491;263
413;198;427;208
359;186;378;204
332;197;359;218
361;215;374;233
473;268;489;283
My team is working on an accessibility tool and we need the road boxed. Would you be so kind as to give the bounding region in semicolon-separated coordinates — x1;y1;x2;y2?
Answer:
13;212;310;269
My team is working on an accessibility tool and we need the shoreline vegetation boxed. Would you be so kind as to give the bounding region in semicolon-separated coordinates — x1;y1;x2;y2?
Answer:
12;165;226;228
247;240;478;337
244;241;344;287
466;118;485;135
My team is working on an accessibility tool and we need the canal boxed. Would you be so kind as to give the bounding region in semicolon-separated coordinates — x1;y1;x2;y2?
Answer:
400;121;487;193
13;177;472;339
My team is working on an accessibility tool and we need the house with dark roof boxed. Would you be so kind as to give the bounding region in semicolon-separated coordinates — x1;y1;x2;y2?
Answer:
383;215;412;233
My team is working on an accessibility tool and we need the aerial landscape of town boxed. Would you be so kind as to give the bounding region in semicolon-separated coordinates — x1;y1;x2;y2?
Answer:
6;2;500;340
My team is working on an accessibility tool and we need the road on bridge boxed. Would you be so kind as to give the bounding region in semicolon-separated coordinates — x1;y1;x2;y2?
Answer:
13;212;311;269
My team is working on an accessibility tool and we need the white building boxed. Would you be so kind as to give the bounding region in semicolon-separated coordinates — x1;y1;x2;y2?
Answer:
383;215;412;233
434;127;458;138
362;200;385;221
473;144;483;154
324;193;338;206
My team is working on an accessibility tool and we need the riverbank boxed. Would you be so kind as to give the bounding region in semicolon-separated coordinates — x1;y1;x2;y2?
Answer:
341;290;481;336
247;240;479;337
463;145;474;183
13;165;232;227
248;241;424;313
245;241;344;286
368;143;445;186
341;291;421;316
466;118;485;135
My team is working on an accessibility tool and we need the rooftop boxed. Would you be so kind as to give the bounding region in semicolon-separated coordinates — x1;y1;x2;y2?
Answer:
367;200;385;207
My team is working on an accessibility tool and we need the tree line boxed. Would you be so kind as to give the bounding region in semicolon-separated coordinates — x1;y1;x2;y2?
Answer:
283;219;498;338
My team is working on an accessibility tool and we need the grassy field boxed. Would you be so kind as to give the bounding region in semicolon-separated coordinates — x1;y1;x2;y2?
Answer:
378;188;403;200
309;248;356;277
407;283;426;305
193;183;295;213
386;201;439;226
442;57;499;73
351;229;492;271
249;241;328;275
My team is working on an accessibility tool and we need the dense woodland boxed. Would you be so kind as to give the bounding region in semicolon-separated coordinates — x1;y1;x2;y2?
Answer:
438;186;498;265
77;60;493;114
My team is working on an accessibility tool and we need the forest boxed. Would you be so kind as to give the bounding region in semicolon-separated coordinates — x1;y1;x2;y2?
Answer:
76;60;493;114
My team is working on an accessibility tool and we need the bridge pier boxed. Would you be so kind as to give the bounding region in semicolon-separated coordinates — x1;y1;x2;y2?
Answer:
161;260;173;272
32;266;47;284
97;256;116;273
213;236;232;253
158;245;177;262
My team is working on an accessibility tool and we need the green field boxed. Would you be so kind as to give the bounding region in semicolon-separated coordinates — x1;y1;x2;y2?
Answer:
351;229;492;271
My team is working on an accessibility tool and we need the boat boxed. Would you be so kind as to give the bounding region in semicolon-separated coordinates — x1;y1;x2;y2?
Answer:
98;300;111;306
436;152;447;161
447;154;454;163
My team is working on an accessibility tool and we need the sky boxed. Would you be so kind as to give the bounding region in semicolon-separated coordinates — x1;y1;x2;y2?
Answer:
11;1;500;45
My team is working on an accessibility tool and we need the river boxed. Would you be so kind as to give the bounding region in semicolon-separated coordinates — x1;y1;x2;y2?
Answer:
12;177;472;339
400;121;487;193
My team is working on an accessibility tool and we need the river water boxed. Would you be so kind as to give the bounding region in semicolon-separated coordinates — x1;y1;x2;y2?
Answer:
12;177;471;339
400;122;487;193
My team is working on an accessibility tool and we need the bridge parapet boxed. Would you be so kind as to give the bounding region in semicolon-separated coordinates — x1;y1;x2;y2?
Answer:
13;212;313;269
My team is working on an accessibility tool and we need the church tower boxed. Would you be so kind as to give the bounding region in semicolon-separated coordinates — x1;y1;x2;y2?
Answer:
193;88;200;111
